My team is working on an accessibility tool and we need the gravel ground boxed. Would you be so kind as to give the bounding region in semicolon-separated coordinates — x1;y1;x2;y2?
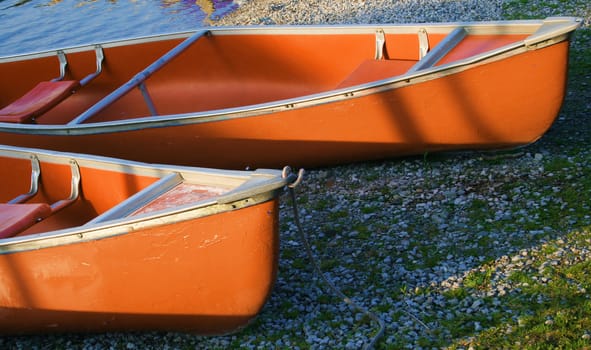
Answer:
1;1;590;349
217;0;505;25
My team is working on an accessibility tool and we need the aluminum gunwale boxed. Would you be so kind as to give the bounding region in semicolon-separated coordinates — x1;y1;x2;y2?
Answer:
0;17;580;136
0;17;568;61
0;192;278;254
0;144;277;187
0;145;289;254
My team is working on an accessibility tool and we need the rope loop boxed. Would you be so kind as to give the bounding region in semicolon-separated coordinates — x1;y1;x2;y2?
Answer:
282;166;305;188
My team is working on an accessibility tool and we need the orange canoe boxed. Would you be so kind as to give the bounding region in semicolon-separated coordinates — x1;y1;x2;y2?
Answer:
0;17;581;169
0;145;295;334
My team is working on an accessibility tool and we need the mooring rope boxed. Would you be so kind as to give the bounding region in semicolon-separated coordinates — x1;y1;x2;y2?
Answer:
285;169;385;349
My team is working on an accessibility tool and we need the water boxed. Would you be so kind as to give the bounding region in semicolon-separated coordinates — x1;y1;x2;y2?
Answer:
0;0;239;56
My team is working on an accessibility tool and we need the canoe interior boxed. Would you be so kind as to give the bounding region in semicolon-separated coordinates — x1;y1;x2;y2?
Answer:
0;31;528;124
0;154;225;238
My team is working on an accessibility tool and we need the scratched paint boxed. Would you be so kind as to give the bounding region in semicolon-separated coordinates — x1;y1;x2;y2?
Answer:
198;233;228;248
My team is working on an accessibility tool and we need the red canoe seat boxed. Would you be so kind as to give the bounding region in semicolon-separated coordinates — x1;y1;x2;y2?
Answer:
0;80;80;123
0;203;52;238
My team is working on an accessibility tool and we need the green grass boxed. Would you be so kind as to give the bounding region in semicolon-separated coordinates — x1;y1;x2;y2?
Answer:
464;267;494;290
445;228;591;349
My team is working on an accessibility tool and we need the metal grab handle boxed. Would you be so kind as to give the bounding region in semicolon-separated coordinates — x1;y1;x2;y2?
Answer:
79;45;105;87
8;155;41;204
49;159;81;213
51;51;68;82
68;29;210;125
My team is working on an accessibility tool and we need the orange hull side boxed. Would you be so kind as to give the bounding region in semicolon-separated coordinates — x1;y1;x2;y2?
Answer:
0;199;279;334
0;41;569;169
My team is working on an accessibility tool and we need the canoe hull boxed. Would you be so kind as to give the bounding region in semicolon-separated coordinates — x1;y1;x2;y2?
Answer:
0;199;279;334
0;18;579;169
0;41;570;168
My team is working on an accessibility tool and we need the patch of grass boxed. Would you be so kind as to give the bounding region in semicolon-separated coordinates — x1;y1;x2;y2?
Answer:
327;209;349;220
543;156;572;173
449;233;591;349
352;223;372;240
464;267;494;290
442;287;469;301
468;302;591;349
508;270;535;285
279;301;301;319
419;244;447;268
464;198;493;227
313;197;331;211
320;257;340;271
360;204;380;215
291;257;307;270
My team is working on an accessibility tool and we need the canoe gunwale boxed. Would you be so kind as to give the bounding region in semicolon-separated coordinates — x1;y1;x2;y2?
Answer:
0;192;279;255
0;145;290;254
0;144;276;186
0;17;579;62
0;17;580;136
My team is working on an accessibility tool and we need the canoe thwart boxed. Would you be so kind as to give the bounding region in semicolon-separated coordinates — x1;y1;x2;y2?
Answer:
138;82;158;116
407;27;468;73
67;30;210;125
0;46;104;123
